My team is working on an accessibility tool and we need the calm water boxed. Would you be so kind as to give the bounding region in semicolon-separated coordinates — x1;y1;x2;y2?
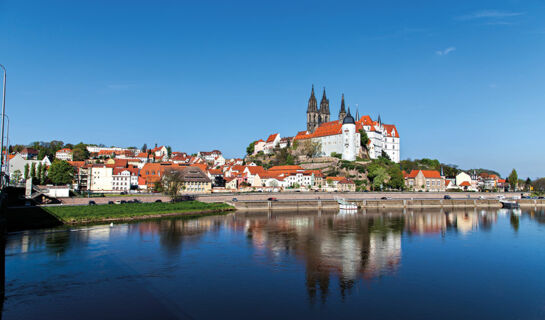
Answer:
3;209;545;319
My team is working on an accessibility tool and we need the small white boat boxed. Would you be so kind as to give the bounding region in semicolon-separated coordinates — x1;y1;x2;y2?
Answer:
335;197;358;211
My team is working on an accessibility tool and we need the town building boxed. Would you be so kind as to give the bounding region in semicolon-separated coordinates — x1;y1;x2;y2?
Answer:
7;153;51;182
20;148;39;160
263;134;280;154
404;170;445;192
88;165;113;192
163;166;212;194
55;148;73;161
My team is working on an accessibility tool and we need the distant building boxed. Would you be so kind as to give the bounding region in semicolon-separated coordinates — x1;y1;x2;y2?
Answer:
55;148;73;161
404;170;445;192
8;153;51;182
20;148;39;160
263;134;281;154
294;86;400;162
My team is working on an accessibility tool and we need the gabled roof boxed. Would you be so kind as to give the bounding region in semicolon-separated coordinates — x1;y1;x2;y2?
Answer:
56;148;72;153
407;170;442;179
459;181;471;187
190;163;208;172
382;124;400;138
208;169;223;175
245;166;266;175
266;133;279;143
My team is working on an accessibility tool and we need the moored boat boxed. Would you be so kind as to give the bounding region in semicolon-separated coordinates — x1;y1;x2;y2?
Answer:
500;200;519;209
335;197;358;211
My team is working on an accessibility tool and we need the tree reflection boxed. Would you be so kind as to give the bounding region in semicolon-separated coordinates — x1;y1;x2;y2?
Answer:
510;214;520;232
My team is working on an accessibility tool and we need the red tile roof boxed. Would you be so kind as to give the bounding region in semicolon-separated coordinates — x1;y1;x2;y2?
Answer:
406;170;442;179
266;133;279;143
459;181;471;187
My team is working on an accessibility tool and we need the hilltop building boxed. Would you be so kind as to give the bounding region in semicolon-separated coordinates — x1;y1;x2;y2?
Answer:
296;86;400;162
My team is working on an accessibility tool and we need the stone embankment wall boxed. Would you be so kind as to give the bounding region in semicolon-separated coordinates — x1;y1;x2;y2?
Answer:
61;195;170;205
234;199;545;211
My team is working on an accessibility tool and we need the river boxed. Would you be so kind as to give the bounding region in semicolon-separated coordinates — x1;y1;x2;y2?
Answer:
3;208;545;319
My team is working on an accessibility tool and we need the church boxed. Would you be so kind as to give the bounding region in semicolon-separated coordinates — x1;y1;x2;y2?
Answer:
294;86;400;163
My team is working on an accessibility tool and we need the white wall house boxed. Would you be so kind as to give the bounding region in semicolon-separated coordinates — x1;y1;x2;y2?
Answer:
7;153;52;182
55;148;73;161
89;166;113;191
263;134;281;154
253;140;266;154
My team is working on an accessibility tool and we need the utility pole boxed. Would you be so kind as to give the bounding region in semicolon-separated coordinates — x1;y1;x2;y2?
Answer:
0;64;6;187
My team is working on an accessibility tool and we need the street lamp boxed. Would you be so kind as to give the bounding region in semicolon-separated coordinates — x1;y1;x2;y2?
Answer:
0;64;6;186
2;114;10;179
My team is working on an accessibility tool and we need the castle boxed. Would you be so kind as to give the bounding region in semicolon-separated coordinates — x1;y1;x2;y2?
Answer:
296;86;400;162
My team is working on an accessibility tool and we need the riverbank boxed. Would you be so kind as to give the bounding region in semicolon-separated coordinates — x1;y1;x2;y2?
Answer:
7;201;234;231
233;198;545;211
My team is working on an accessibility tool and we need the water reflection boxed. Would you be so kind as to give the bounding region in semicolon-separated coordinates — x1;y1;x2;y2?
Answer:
4;208;545;313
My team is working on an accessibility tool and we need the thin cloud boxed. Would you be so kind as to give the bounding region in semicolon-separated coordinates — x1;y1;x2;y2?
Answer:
436;47;456;56
457;10;524;20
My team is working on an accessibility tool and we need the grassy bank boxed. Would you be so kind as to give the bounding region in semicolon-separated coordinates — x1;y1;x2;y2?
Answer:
43;201;234;224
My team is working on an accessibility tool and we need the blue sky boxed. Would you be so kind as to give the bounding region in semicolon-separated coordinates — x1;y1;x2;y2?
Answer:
1;0;544;178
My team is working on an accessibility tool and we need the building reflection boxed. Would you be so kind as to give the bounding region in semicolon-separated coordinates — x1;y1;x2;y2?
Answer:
237;212;403;303
234;209;516;302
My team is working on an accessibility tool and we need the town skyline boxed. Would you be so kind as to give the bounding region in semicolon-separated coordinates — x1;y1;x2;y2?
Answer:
1;1;544;178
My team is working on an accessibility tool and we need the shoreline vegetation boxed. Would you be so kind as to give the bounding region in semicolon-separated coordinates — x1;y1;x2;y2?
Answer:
43;201;235;224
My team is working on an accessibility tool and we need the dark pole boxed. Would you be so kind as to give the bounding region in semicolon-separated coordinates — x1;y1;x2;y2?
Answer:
0;64;6;187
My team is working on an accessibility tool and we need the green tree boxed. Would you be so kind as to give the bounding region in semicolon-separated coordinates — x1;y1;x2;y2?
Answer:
166;145;172;158
246;141;255;155
24;163;29;180
48;160;74;185
359;129;369;149
525;177;532;191
141;143;148;152
387;165;404;190
72;142;90;161
380;150;391;161
12;169;22;183
37;163;43;184
371;167;388;190
508;169;518;191
161;169;184;200
30;163;37;179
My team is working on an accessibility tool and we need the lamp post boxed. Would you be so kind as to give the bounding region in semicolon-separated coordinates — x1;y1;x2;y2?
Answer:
2;114;10;179
0;64;6;187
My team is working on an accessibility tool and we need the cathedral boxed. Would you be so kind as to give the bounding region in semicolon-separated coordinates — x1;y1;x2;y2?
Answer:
306;85;331;132
297;85;401;162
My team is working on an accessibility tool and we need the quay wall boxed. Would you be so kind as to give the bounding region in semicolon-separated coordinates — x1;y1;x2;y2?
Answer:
232;198;529;211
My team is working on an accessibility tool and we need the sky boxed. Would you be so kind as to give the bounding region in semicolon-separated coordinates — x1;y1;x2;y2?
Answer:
0;0;544;178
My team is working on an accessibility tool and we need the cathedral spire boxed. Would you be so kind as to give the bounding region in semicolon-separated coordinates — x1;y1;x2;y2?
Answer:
319;87;330;123
307;84;317;112
356;105;359;121
378;114;382;125
307;85;319;132
338;94;347;122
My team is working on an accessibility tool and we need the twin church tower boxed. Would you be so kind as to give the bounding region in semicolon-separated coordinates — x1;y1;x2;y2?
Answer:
306;85;349;132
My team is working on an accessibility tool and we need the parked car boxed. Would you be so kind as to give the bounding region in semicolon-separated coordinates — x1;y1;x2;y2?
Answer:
267;197;278;201
88;200;97;205
380;196;389;200
444;195;452;200
120;200;127;204
108;201;115;205
232;198;238;202
155;199;162;203
133;199;141;203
